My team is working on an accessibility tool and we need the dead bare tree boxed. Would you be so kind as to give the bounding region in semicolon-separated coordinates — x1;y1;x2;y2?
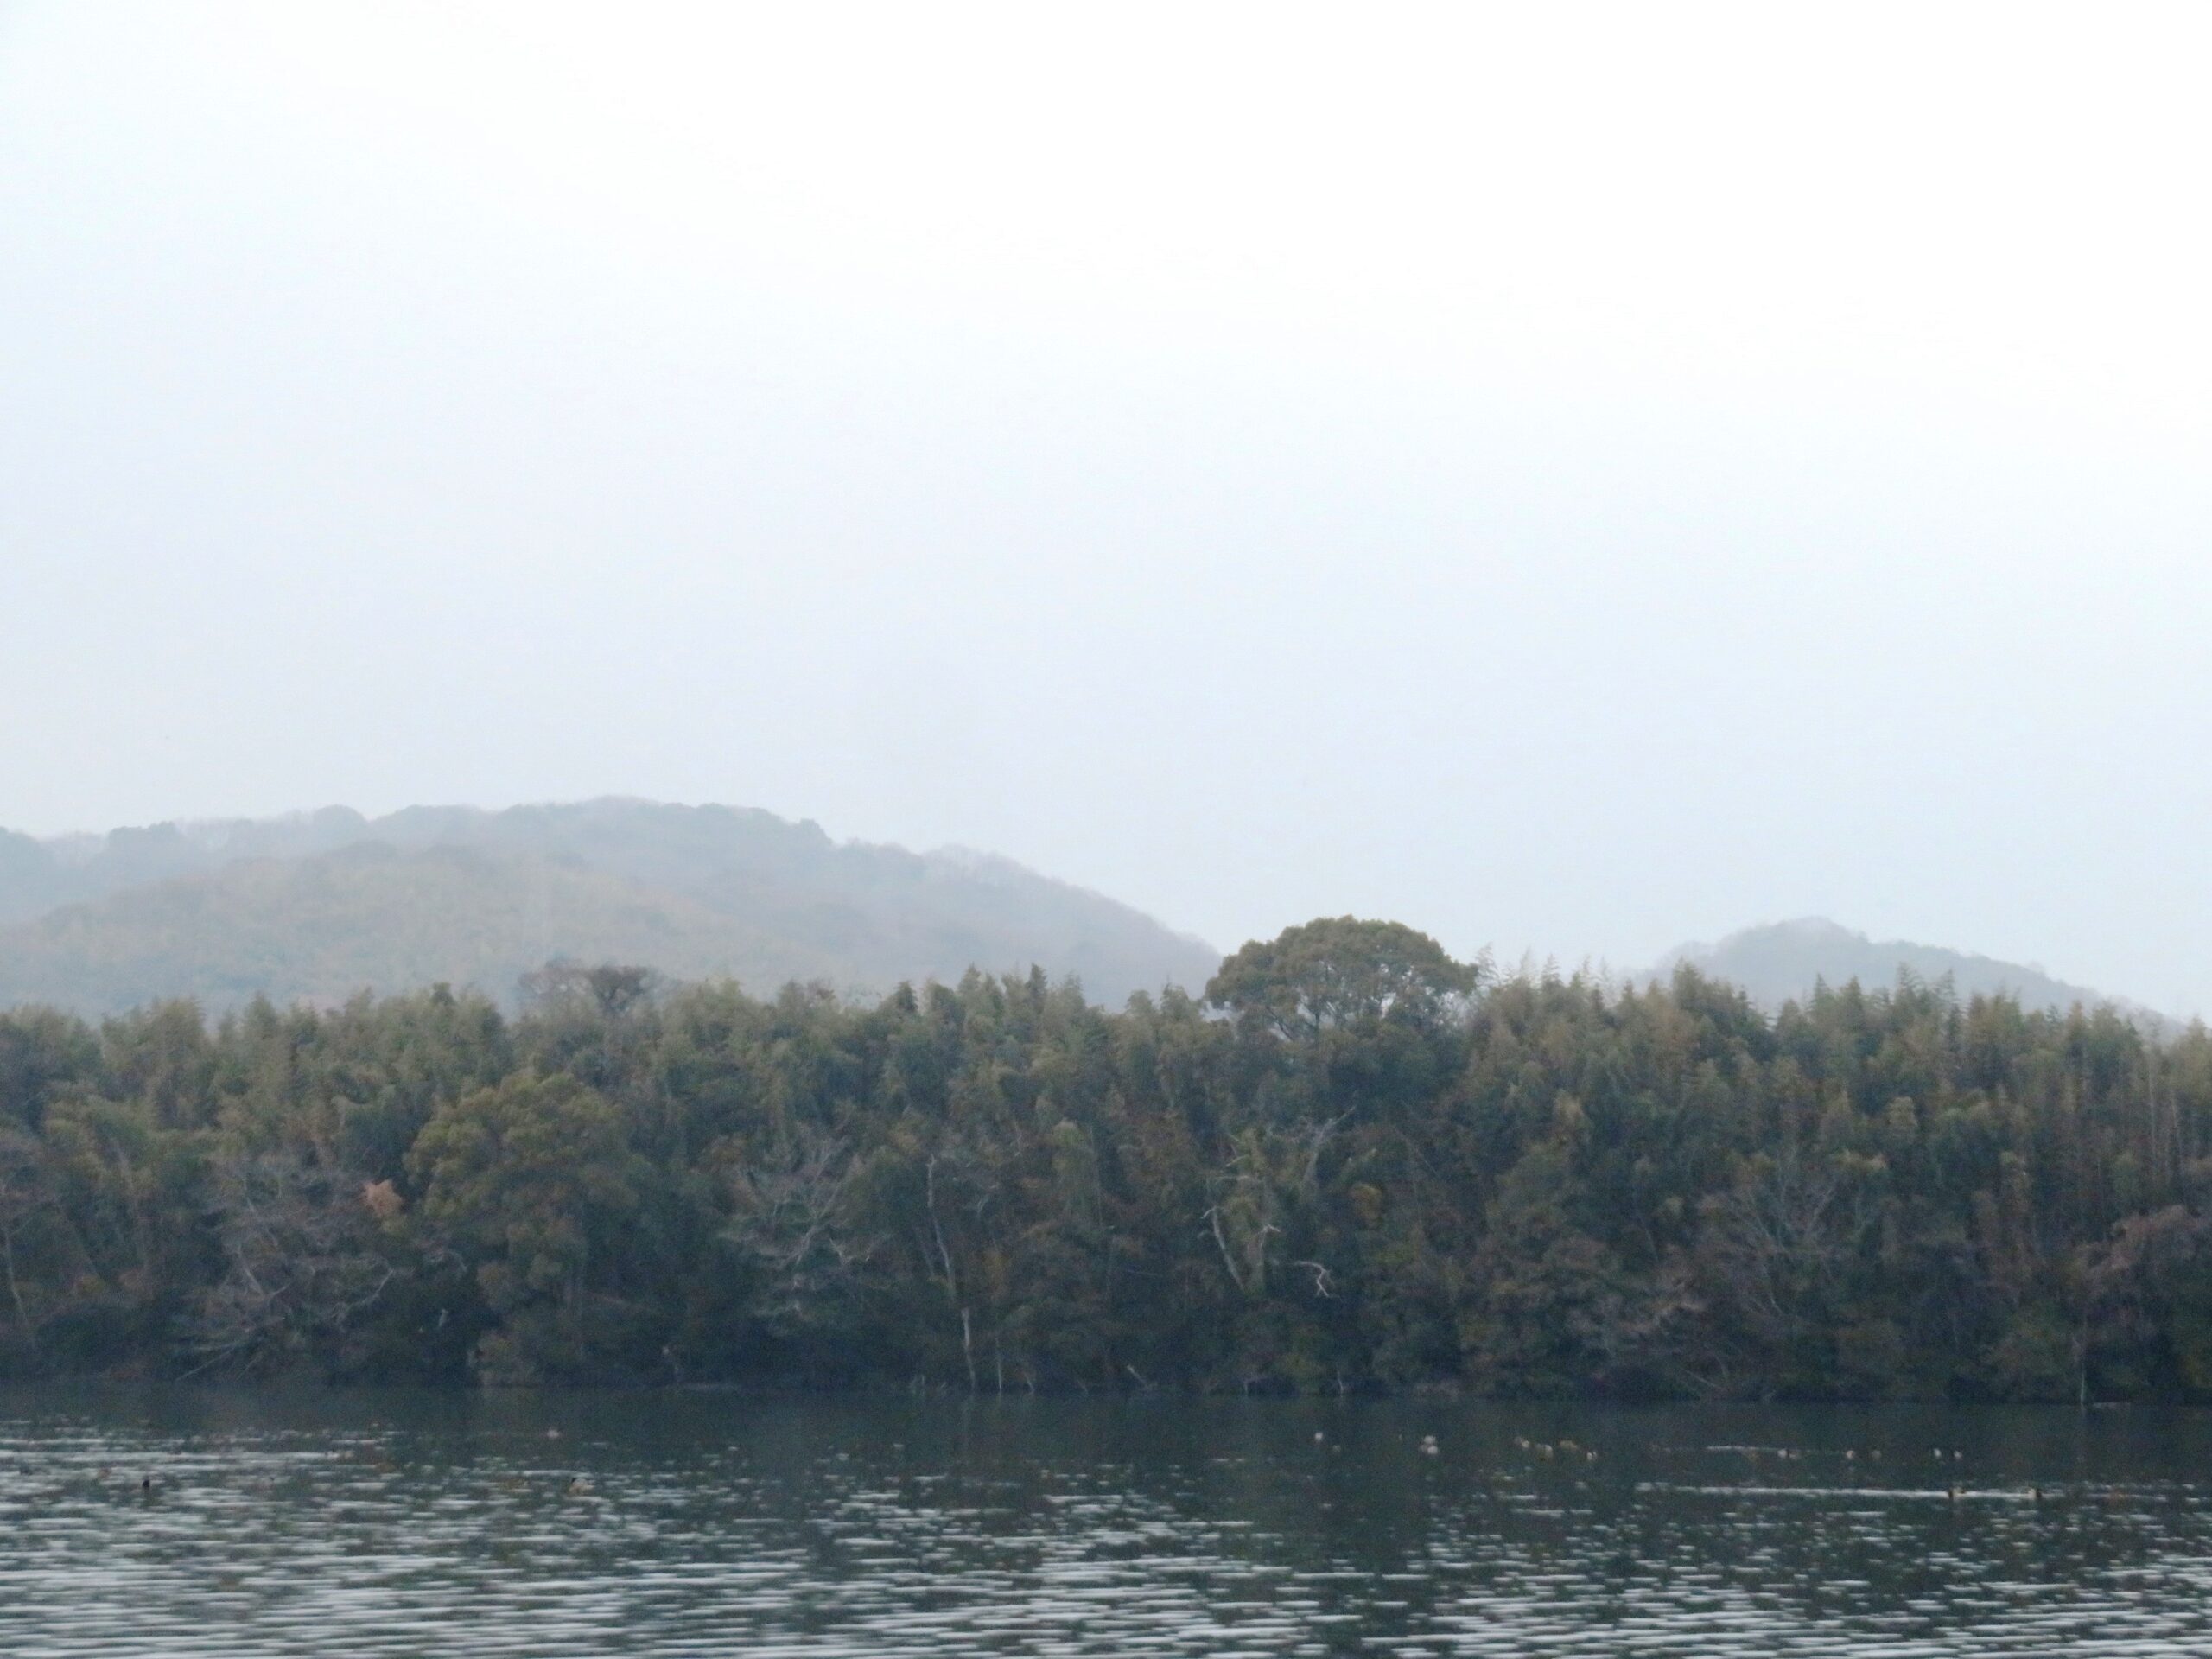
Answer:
1700;1146;1855;1357
183;1153;397;1376
721;1122;874;1328
0;1130;55;1357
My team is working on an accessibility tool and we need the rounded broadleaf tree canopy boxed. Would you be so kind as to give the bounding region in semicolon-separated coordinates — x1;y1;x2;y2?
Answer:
1204;917;1478;1039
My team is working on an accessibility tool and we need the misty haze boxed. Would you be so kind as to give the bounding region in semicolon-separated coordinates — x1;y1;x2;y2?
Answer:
6;6;2212;1656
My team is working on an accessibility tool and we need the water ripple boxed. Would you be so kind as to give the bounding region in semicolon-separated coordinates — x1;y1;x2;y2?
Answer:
2;1394;2209;1655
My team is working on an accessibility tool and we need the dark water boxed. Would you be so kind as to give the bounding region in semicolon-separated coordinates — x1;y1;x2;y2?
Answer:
5;1389;2212;1656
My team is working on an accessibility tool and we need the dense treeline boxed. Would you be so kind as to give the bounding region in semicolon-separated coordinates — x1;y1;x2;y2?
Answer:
2;917;2209;1402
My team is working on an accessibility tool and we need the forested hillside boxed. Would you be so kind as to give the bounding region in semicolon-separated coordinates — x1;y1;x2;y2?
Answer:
1658;918;2154;1023
2;918;2208;1402
0;800;1220;1013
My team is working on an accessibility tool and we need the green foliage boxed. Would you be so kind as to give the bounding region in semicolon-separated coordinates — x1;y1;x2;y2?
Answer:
1;917;2210;1401
410;1072;641;1382
1206;917;1477;1041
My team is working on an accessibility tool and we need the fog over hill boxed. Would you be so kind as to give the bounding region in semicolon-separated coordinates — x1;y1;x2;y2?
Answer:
0;800;1222;1015
1653;918;2177;1027
3;808;2185;1033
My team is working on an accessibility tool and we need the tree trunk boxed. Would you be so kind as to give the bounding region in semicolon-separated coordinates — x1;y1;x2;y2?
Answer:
0;1225;36;1357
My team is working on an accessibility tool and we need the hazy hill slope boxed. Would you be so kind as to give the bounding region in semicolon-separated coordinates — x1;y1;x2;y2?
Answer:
0;801;1220;1014
1656;917;2152;1020
0;845;785;1016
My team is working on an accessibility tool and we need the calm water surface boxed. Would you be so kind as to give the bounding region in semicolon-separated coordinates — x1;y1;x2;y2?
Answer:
4;1388;2211;1656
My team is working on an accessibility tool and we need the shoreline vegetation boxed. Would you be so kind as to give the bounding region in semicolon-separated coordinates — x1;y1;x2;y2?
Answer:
1;917;2208;1403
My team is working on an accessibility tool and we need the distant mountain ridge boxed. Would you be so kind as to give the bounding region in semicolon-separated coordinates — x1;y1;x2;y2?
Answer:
0;799;1222;1016
1653;917;2174;1027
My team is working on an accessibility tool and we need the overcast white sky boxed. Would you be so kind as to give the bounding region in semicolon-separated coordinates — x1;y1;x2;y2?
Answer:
4;3;2211;1013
